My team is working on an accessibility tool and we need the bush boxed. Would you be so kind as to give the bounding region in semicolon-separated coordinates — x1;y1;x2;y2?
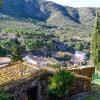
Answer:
75;43;84;51
0;92;11;100
48;64;60;68
48;69;75;99
56;55;72;61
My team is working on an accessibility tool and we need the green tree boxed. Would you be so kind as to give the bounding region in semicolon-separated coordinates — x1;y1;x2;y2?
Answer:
48;69;75;100
0;46;7;56
0;40;13;55
75;43;84;51
11;45;24;62
91;12;100;71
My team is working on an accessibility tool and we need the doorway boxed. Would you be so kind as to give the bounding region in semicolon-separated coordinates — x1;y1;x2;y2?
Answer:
27;86;39;100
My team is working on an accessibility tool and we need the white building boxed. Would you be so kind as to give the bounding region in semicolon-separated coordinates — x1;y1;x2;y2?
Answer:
71;51;87;66
23;55;37;65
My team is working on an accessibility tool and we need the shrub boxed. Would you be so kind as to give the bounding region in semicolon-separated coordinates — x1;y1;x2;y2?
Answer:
48;69;75;99
48;64;60;68
0;92;11;100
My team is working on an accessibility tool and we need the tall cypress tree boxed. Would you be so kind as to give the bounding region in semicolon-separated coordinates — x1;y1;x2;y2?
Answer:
91;12;100;71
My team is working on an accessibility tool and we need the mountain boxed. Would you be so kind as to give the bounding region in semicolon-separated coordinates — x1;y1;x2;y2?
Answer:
2;0;97;23
0;0;100;39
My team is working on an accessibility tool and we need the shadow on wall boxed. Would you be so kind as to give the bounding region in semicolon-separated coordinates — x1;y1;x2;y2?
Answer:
27;86;39;100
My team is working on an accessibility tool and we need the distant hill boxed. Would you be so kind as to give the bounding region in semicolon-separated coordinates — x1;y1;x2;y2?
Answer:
0;0;100;39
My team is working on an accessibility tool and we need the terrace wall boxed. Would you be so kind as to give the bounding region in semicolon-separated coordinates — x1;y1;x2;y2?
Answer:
67;66;95;78
0;65;95;100
2;74;92;100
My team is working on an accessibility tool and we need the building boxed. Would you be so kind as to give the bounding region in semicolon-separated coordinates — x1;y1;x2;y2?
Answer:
23;55;48;67
23;55;38;66
71;51;87;67
0;63;95;100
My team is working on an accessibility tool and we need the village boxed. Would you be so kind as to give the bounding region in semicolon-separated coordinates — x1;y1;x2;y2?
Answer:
0;30;96;100
0;50;95;100
0;50;89;68
0;0;100;99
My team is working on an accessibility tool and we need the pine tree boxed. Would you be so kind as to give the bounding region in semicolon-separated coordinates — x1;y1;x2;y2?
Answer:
91;12;100;71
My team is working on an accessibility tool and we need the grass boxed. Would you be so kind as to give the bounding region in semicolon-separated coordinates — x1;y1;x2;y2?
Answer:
92;71;100;85
84;93;100;100
84;84;100;100
92;79;100;85
85;71;100;100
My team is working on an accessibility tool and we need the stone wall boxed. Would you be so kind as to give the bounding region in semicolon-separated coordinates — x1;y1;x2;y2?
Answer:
69;75;91;96
1;66;95;100
67;66;95;78
2;72;92;100
3;72;51;100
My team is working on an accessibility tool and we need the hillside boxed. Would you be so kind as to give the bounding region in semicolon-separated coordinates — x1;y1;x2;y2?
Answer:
0;0;100;39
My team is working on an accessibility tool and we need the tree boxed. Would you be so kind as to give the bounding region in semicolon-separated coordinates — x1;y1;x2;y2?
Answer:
0;46;7;56
0;40;13;55
91;12;100;71
48;69;75;100
75;42;84;51
11;44;24;62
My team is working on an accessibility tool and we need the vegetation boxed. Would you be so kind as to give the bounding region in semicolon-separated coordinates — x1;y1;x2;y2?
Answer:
11;44;24;62
0;39;14;56
75;42;84;51
0;46;7;56
0;1;100;100
0;92;11;100
0;0;2;7
48;64;60;68
56;55;72;61
91;12;100;71
84;90;100;100
0;25;56;57
48;69;75;99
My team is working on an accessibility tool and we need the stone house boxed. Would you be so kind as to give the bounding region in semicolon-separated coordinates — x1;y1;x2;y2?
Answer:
0;62;95;100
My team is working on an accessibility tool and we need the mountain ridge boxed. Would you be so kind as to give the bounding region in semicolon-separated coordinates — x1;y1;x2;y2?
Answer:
0;0;100;39
1;0;98;23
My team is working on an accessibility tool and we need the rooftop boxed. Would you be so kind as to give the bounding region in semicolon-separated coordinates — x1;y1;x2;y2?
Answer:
0;57;11;65
0;62;48;86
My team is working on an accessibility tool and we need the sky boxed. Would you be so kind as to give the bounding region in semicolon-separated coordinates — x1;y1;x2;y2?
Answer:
47;0;100;7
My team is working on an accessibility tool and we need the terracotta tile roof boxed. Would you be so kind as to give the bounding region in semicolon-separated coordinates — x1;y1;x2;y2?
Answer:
0;57;11;65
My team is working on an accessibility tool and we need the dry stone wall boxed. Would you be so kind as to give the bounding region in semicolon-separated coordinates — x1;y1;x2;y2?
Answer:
1;66;95;100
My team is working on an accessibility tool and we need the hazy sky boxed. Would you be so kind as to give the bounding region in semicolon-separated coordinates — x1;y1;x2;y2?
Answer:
47;0;100;7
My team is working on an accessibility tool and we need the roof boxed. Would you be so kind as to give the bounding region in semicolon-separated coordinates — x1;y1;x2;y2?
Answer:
0;62;48;85
74;51;86;60
52;51;73;58
0;57;11;65
23;55;37;65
